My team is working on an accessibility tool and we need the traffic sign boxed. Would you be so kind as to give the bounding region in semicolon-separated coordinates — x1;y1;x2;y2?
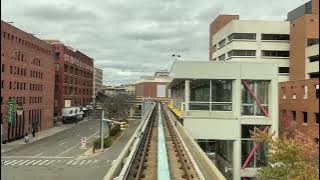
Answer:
7;98;15;126
80;137;87;149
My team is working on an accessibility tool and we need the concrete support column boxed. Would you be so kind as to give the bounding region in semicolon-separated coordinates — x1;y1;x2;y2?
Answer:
233;79;241;116
270;77;279;137
185;80;190;111
233;139;241;180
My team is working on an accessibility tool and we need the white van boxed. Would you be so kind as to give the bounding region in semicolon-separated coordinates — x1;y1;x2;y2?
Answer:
62;107;84;124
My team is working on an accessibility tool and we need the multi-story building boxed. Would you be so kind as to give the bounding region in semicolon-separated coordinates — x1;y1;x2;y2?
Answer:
45;40;94;117
93;67;103;105
169;61;279;180
1;21;55;142
279;0;319;143
135;71;171;103
209;15;291;82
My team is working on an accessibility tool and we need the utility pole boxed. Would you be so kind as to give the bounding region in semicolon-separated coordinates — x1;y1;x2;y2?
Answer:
101;110;104;150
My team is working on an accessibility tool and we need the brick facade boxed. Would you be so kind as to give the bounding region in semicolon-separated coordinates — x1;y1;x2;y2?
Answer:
1;21;55;142
46;41;94;116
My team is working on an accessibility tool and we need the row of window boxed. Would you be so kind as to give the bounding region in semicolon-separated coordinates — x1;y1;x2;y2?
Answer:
5;96;43;105
281;84;319;99
307;38;319;47
63;76;92;87
1;31;51;55
286;110;319;124
30;70;44;79
12;51;26;62
31;58;41;66
9;65;27;76
63;86;92;96
309;55;319;62
214;50;290;61
212;33;290;51
64;64;93;79
5;81;43;91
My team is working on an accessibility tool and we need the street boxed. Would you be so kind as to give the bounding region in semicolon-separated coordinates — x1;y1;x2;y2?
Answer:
1;117;142;180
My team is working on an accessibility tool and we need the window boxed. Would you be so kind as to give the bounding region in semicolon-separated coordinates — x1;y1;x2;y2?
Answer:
1;80;4;89
316;85;319;98
261;34;290;41
303;86;308;99
307;38;319;46
228;33;256;41
218;39;226;47
1;64;4;72
242;80;269;116
281;87;286;99
309;55;319;62
211;80;232;111
315;113;319;124
309;72;319;79
303;112;308;123
262;50;289;57
212;45;217;52
278;67;290;73
228;50;256;57
241;125;268;167
218;54;226;61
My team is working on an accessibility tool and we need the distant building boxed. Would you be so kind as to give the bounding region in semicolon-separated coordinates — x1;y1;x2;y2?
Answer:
1;21;55;142
279;0;319;143
45;40;94;117
209;15;291;82
93;67;103;105
135;71;171;103
169;61;279;180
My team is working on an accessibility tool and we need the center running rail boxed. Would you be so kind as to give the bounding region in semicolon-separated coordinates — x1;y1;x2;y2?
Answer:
120;102;201;180
157;104;170;180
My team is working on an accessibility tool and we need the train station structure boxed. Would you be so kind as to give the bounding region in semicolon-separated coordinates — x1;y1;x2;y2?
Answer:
168;61;279;179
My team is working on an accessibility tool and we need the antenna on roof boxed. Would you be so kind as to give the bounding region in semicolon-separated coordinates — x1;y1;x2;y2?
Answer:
168;54;181;73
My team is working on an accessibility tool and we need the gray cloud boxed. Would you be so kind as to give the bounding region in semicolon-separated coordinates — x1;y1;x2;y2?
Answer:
1;0;304;85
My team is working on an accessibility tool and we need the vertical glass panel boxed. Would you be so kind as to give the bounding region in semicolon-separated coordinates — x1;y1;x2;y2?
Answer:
241;140;255;167
256;142;268;167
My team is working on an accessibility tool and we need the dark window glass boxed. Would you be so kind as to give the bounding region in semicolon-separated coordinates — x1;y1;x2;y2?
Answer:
228;33;256;41
262;51;289;57
309;55;319;62
309;72;319;79
278;67;290;73
228;50;256;57
218;54;226;61
315;113;319;124
307;38;319;46
292;111;296;121
303;112;308;123
261;34;290;40
218;39;226;47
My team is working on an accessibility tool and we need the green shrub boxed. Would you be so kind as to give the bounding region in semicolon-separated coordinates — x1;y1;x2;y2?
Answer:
110;124;121;136
93;137;110;149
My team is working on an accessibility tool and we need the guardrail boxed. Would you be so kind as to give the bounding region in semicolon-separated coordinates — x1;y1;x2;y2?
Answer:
103;101;156;180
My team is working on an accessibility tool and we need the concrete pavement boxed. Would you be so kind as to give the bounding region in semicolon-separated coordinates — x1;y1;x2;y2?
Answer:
1;117;142;180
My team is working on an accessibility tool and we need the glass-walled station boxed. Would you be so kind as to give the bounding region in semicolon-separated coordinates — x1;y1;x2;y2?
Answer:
169;61;279;180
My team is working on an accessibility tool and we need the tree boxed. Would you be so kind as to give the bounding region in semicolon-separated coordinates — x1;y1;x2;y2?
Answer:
251;129;319;180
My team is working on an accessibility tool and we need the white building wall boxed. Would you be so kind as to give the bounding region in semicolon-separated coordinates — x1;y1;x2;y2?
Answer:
210;20;290;82
305;44;319;79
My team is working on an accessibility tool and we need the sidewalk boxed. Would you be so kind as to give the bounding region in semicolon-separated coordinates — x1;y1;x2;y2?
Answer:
1;119;88;154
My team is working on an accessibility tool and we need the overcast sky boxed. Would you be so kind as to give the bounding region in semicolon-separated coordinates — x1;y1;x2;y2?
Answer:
2;0;305;85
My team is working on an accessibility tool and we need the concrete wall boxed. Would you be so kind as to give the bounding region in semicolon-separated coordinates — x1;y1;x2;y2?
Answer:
305;44;319;78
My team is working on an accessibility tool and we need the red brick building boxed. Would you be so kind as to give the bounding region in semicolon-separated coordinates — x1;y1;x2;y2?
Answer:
45;40;94;117
1;21;55;142
279;0;319;143
135;71;171;103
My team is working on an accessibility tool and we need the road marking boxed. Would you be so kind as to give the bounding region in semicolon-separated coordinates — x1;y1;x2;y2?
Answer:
10;160;24;165
25;160;37;165
38;160;50;165
56;131;100;157
85;160;92;164
4;160;18;165
66;160;74;165
18;160;30;165
72;160;80;165
59;142;65;146
44;160;55;165
31;160;43;165
79;160;86;165
34;153;43;157
2;156;74;159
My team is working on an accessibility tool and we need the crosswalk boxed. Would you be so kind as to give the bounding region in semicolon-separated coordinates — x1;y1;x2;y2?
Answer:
1;159;108;167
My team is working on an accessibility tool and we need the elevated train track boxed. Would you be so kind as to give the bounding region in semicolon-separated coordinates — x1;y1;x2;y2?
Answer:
119;102;201;180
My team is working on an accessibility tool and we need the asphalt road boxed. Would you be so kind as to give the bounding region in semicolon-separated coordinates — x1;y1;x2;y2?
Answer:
1;118;142;180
